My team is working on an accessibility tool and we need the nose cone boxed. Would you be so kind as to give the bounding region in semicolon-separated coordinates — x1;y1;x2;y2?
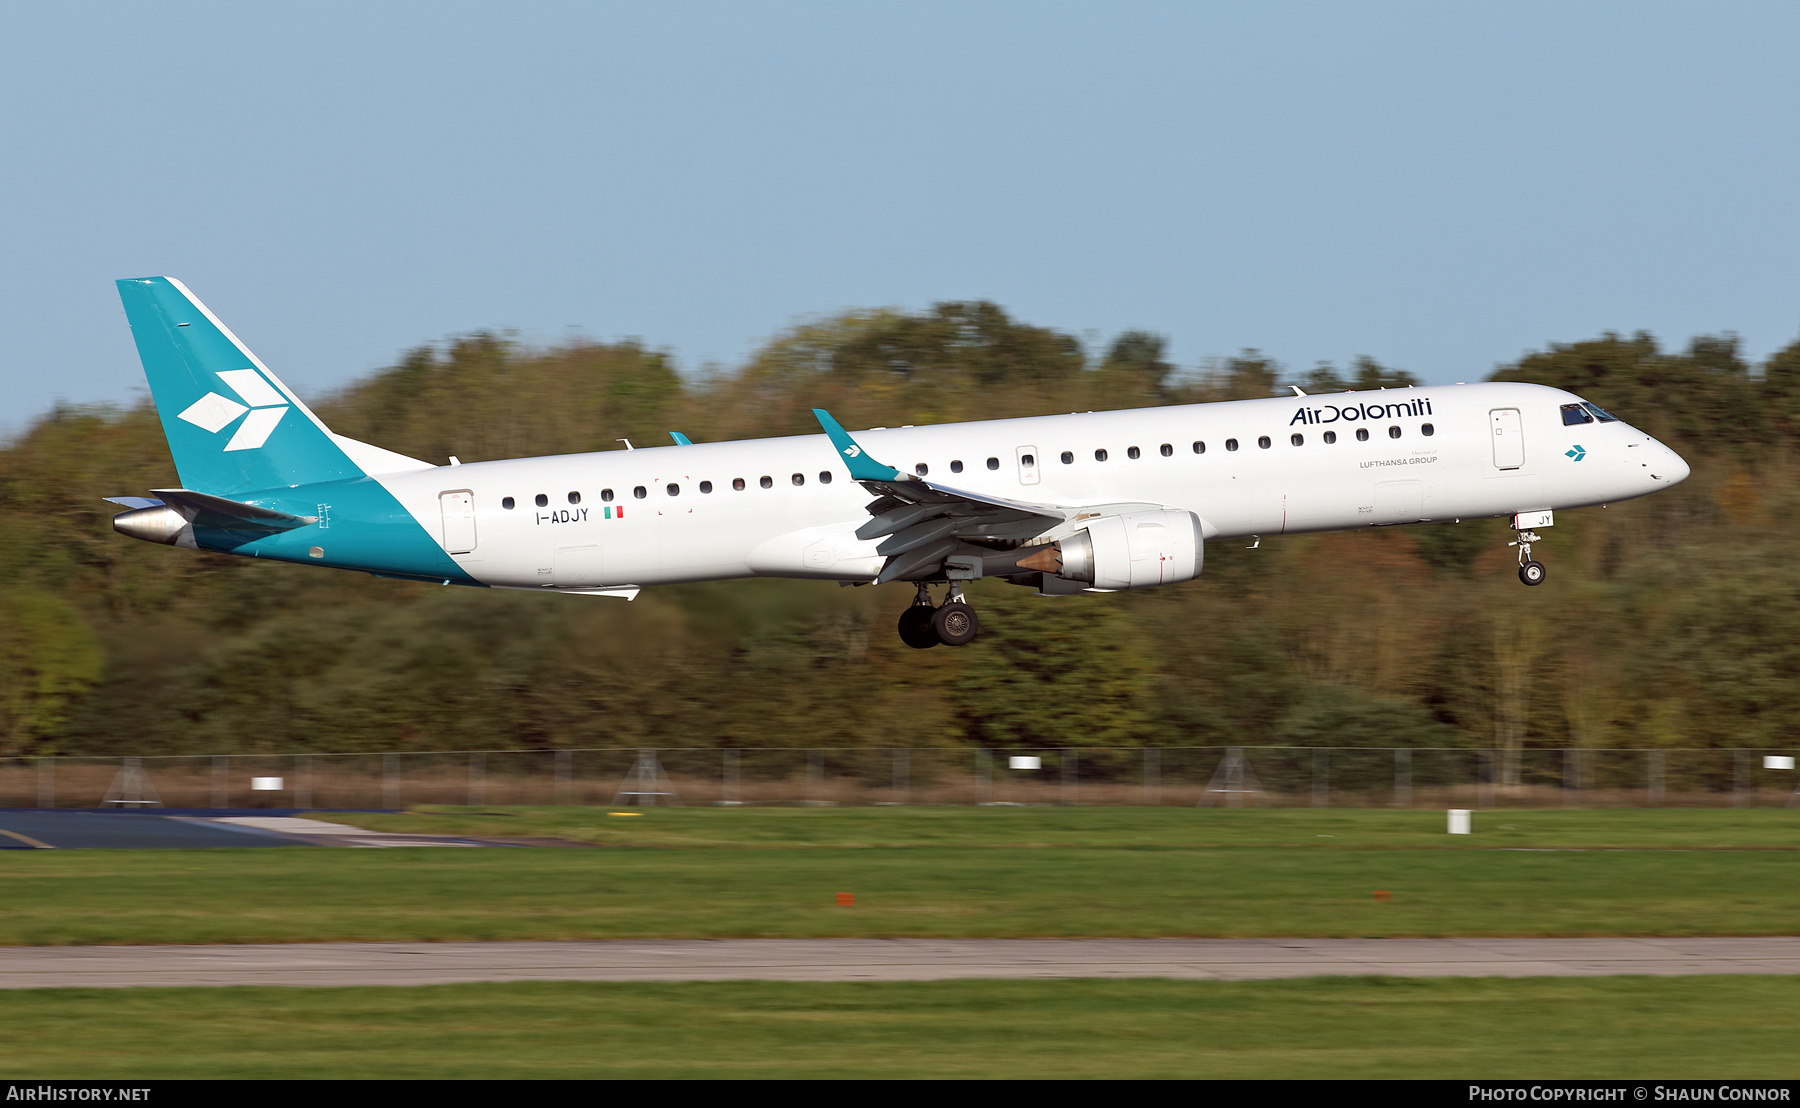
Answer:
1655;443;1691;487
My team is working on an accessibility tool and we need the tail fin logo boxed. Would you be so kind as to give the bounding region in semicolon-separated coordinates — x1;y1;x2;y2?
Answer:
176;369;290;451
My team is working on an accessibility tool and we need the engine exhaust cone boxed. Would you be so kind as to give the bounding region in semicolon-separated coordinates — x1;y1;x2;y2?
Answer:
113;505;190;545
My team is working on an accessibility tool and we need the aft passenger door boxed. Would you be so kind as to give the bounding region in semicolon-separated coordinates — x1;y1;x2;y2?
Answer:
439;490;476;554
1490;409;1525;470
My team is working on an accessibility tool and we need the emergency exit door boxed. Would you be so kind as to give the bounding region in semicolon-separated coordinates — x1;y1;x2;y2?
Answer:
1490;409;1525;470
1015;446;1040;485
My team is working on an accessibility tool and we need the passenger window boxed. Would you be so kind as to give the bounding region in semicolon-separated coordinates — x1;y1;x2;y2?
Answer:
732;478;745;491
1095;449;1108;461
1422;423;1434;437
1355;428;1369;442
950;460;963;473
1562;403;1594;426
1582;402;1619;423
1388;425;1401;439
1192;441;1206;454
1226;439;1239;452
915;464;928;476
1291;433;1304;446
987;457;1000;470
819;471;832;484
1323;431;1336;445
1061;451;1074;464
792;473;805;486
633;486;647;499
760;476;773;489
534;493;548;507
1258;436;1271;449
601;489;614;502
1021;454;1035;467
1160;443;1173;457
502;496;515;510
699;481;713;493
667;483;680;496
1127;446;1140;460
567;491;581;505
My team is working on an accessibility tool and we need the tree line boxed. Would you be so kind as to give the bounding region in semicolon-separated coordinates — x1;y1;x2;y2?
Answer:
3;303;1796;777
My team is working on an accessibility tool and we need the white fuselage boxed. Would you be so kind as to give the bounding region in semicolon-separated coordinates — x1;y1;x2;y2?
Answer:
371;382;1689;591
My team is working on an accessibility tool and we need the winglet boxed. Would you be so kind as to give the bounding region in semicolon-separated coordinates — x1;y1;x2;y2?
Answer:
669;431;693;446
812;409;902;482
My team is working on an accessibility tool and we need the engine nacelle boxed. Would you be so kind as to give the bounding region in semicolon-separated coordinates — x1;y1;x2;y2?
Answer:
1054;509;1203;590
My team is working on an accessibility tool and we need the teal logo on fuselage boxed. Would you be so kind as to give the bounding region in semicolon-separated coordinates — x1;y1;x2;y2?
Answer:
1566;445;1586;461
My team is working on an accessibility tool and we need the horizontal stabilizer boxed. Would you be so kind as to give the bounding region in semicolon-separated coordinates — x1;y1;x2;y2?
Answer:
150;488;318;532
104;496;165;510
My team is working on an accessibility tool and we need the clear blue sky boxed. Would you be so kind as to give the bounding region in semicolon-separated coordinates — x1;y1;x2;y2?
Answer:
4;1;1797;435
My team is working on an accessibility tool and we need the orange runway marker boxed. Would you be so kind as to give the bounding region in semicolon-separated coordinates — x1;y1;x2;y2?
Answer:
836;892;855;907
1373;890;1392;901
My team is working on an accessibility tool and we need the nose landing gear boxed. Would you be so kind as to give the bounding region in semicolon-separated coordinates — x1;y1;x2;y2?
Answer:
1510;530;1547;586
896;582;981;648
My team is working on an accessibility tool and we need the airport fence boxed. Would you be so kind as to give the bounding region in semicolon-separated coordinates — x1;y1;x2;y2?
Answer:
1;746;1797;810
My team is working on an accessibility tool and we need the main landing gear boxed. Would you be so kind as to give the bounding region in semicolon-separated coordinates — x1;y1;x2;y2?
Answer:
1510;529;1547;586
897;582;981;648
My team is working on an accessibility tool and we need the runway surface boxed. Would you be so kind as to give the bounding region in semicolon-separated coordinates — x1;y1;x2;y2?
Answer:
0;811;302;849
0;811;546;849
4;937;1799;988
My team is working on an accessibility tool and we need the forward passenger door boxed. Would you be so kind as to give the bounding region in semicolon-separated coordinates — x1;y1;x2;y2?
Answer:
1490;409;1525;470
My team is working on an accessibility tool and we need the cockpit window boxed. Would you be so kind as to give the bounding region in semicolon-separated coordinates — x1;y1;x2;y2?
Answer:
1561;403;1594;426
1582;402;1619;423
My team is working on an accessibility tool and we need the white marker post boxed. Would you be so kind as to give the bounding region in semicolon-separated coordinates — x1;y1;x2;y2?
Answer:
1447;809;1471;835
1770;756;1800;809
1008;757;1041;771
251;777;284;791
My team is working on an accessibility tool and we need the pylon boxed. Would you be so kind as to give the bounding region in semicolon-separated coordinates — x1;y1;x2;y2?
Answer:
1197;746;1265;808
610;749;682;806
102;758;164;808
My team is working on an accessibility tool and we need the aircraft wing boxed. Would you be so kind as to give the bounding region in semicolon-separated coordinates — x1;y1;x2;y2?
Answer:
812;409;1162;584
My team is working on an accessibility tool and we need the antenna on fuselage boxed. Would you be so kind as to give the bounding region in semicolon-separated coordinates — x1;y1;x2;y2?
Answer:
617;439;634;451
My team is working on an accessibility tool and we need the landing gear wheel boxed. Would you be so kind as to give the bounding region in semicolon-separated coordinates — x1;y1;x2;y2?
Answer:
898;605;939;649
932;601;979;646
1519;560;1547;586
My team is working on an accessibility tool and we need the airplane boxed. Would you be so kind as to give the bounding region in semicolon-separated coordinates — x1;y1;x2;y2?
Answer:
108;277;1692;648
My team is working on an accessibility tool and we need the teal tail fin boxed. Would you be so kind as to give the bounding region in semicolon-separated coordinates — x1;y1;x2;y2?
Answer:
115;277;365;496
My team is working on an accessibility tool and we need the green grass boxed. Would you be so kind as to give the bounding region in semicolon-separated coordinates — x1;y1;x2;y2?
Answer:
4;976;1799;1078
352;803;1800;849
1;809;1797;945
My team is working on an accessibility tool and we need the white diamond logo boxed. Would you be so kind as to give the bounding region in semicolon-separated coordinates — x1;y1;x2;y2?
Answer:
224;406;288;451
174;369;291;450
178;392;248;433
